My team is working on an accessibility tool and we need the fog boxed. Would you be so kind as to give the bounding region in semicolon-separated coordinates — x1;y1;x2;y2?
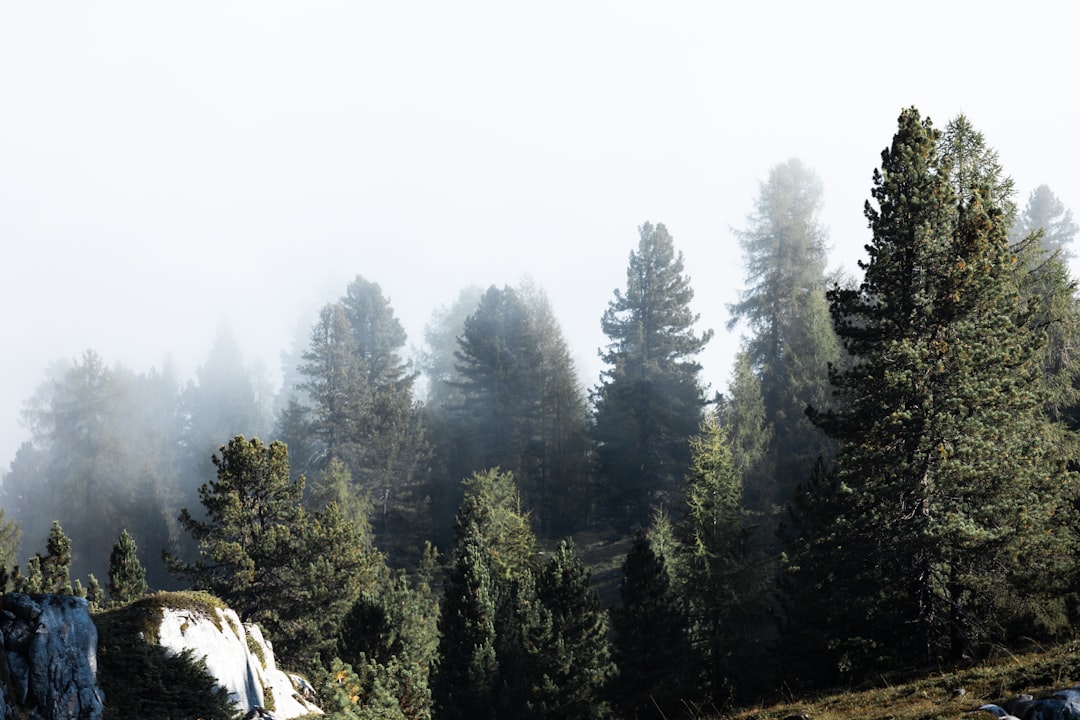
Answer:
1;2;1077;470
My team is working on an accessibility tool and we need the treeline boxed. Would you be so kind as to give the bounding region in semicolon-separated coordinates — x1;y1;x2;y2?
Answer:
3;107;1080;716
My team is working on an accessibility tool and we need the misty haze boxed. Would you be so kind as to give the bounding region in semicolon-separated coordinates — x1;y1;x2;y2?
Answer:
2;3;1079;719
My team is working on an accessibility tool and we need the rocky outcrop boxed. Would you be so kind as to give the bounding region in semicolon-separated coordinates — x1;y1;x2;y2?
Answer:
979;687;1080;720
0;593;104;720
156;604;322;719
0;592;321;720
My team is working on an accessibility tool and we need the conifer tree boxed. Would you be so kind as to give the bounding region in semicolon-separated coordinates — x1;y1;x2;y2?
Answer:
107;529;148;605
339;275;430;547
335;567;438;720
0;508;20;577
529;539;615;720
673;412;772;704
799;108;1076;676
281;278;430;560
86;573;104;609
716;350;773;512
434;468;546;720
593;222;713;528
432;537;499;720
444;284;590;535
41;520;74;594
940;114;1017;224
727;159;839;518
298;303;369;472
167;436;376;668
1012;186;1080;431
611;531;697;719
1015;184;1078;257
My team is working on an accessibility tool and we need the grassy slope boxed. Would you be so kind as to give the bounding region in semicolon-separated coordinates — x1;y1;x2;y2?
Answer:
569;529;1080;720
720;641;1080;720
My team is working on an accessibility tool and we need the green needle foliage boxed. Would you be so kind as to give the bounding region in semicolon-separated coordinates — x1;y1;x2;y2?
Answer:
792;108;1077;682
166;435;377;669
529;539;615;720
611;530;698;719
107;529;149;605
593;222;713;529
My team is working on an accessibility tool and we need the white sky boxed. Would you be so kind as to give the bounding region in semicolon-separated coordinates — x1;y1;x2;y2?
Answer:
2;2;1077;470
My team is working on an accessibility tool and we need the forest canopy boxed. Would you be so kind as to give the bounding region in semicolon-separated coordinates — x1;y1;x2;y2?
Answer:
3;108;1080;716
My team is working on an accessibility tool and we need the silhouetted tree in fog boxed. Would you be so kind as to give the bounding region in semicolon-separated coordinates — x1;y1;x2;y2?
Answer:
592;222;712;530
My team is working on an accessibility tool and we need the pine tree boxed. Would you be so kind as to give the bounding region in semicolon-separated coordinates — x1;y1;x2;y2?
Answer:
335;567;438;720
0;508;20;579
716;350;773;513
340;275;430;549
453;468;540;580
1011;186;1080;430
86;573;104;609
727;159;839;518
518;281;591;533
443;283;590;535
433;467;546;720
450;287;542;499
801;108;1076;676
107;529;148;605
282;279;430;562
528;539;615;720
432;537;499;720
611;531;698;719
1015;184;1078;257
593;222;713;529
299;303;369;472
940;114;1017;224
167;436;376;667
41;520;74;594
673;412;772;704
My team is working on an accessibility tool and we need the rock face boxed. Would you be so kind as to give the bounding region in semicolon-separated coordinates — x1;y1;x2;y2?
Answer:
982;687;1080;720
156;605;322;719
0;593;104;720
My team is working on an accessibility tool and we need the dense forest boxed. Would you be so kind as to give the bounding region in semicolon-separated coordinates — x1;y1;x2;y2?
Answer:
4;107;1080;719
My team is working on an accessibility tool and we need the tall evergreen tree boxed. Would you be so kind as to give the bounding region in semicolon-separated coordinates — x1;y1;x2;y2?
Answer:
1012;187;1080;431
7;352;181;584
166;436;377;667
446;284;589;534
1014;184;1078;257
297;302;368;472
432;536;500;720
593;222;713;529
107;529;148;605
279;277;430;560
41;520;74;594
798;108;1076;677
611;530;697;719
0;509;21;589
340;276;430;546
433;468;549;720
529;539;615;720
450;287;541;494
727;159;840;518
717;348;775;518
672;412;772;705
518;281;591;532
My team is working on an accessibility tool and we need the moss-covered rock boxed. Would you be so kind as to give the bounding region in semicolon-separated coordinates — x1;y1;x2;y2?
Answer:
95;595;237;720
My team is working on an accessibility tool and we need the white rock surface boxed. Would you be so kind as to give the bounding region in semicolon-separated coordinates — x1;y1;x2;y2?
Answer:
157;606;322;718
